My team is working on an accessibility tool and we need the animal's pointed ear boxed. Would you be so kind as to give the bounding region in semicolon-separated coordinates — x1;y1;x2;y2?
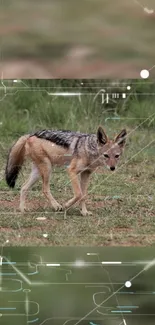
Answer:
114;129;127;147
97;126;108;145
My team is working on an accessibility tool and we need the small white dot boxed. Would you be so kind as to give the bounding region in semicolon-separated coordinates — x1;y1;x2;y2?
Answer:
144;7;154;14
127;86;131;90
36;217;47;220
140;69;149;79
6;240;9;243
43;233;48;238
13;80;18;82
125;281;132;288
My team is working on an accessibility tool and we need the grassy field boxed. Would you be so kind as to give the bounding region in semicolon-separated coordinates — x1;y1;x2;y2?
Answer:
0;79;155;246
1;0;155;78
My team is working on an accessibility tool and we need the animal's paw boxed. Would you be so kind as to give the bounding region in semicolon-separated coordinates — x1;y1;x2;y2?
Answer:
81;210;93;217
54;204;63;212
19;205;27;214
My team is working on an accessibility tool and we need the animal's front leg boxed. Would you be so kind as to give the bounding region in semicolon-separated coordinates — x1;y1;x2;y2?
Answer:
80;170;92;216
64;166;82;210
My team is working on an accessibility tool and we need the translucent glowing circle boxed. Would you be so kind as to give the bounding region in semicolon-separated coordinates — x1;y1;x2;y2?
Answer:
74;260;85;267
127;86;131;90
140;69;149;79
125;281;132;288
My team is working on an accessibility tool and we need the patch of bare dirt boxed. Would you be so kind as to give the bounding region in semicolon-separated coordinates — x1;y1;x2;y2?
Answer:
113;227;133;232
0;198;46;210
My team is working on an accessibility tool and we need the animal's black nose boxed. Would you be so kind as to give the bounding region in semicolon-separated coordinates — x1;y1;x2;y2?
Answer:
110;166;115;171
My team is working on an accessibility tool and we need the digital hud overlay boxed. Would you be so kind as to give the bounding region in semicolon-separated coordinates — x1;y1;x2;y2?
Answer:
0;246;155;325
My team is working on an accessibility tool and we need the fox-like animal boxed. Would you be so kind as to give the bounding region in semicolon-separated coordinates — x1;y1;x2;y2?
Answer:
5;126;127;216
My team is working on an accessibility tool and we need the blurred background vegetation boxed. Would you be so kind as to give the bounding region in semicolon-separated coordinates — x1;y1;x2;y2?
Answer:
1;0;155;77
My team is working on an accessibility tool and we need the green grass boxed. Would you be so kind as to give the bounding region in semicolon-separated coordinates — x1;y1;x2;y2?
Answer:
0;81;155;246
0;128;155;246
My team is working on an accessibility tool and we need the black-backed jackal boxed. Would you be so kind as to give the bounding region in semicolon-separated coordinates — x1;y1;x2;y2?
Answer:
5;127;127;216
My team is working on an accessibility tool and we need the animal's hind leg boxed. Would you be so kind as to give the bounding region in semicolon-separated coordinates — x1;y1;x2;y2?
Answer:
19;164;40;213
39;159;62;211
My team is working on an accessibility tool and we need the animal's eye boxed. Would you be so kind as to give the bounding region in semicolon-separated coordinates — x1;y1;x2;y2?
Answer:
104;154;109;158
115;154;119;158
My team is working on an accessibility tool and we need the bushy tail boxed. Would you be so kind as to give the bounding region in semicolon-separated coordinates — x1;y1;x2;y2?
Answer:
5;135;30;188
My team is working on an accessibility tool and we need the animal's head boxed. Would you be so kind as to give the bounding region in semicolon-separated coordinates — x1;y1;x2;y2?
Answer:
97;126;127;171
